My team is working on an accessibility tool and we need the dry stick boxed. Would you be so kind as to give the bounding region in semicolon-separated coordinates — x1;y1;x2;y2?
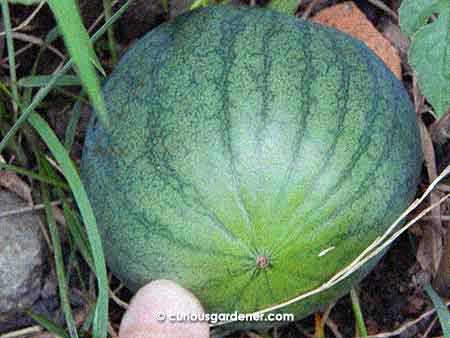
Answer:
0;43;33;65
320;302;336;328
421;316;438;338
10;32;65;60
418;119;443;274
0;325;43;338
0;199;63;218
365;300;450;338
365;0;398;20
301;0;321;19
87;0;121;34
325;319;344;338
211;163;450;328
108;287;129;309
0;1;46;37
437;184;450;192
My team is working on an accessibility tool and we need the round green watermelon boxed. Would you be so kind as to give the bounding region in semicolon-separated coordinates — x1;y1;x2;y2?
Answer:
81;4;422;328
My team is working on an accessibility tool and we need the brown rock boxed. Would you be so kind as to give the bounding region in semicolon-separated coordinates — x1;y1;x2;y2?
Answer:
311;2;402;79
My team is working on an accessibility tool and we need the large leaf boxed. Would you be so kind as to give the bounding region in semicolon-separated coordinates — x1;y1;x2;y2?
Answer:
400;0;450;117
399;0;440;38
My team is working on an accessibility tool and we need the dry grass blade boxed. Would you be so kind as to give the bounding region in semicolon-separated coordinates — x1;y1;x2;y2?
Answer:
108;287;129;309
421;316;438;338
365;300;450;338
10;32;65;60
365;0;398;20
417;119;443;274
0;1;46;37
0;199;63;218
301;0;321;19
326;318;344;338
0;325;43;338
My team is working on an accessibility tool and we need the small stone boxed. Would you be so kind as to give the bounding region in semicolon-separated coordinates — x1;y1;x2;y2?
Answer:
0;189;44;315
311;2;402;79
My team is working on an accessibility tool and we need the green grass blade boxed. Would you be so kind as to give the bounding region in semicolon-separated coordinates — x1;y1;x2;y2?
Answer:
424;284;450;338
40;161;79;338
28;112;109;338
1;1;19;115
0;162;69;189
0;0;132;153
18;75;82;88
350;287;368;337
64;100;83;151
63;200;96;270
103;0;118;64
27;310;70;338
46;0;109;131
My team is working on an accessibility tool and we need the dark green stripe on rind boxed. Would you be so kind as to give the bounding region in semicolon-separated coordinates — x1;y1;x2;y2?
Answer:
81;4;422;326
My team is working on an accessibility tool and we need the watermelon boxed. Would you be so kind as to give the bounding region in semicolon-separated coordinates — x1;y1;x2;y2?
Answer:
81;4;422;328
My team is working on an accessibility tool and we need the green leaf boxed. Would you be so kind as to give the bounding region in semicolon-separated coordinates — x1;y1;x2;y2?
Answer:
27;113;109;338
399;0;450;117
46;0;110;130
399;0;440;38
18;75;82;88
424;284;450;338
408;6;450;117
266;0;301;15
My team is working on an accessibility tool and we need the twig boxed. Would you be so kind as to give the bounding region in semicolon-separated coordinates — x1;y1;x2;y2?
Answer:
320;302;336;327
0;1;47;37
11;32;65;60
0;325;42;338
109;287;129;309
301;0;321;19
418;119;443;274
437;184;450;192
421;316;437;338
365;300;450;337
0;43;33;65
87;0;121;34
0;199;63;218
365;0;398;20
326;318;344;338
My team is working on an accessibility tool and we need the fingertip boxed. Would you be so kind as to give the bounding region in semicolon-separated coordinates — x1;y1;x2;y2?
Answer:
119;280;209;338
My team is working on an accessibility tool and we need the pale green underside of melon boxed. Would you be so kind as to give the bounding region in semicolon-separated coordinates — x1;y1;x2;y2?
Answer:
81;4;422;327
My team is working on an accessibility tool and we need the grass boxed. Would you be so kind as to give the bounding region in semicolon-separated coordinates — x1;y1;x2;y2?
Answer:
0;2;131;338
0;1;449;338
